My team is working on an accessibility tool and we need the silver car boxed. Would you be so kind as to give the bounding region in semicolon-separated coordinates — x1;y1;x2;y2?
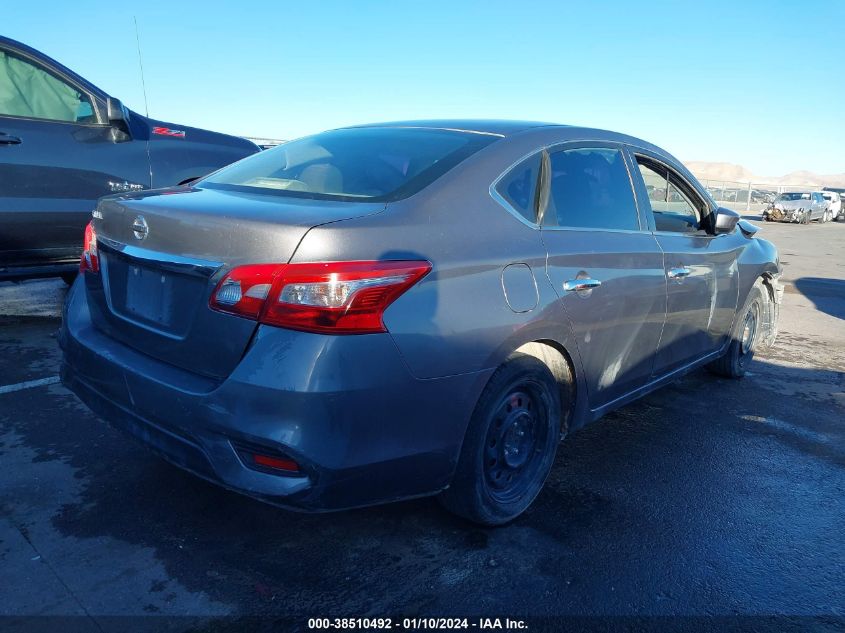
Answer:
764;191;829;224
60;121;782;525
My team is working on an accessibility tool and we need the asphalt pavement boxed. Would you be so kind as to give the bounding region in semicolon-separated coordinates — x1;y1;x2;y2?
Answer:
1;220;843;632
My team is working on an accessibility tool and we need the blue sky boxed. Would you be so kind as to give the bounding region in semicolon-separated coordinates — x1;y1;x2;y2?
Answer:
6;0;845;175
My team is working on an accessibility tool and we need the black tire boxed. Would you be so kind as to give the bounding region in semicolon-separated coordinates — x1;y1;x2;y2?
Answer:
61;272;77;286
708;285;763;378
439;353;563;526
802;211;811;225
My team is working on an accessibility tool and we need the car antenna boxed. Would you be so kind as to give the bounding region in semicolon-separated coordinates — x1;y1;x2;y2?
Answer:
133;16;150;118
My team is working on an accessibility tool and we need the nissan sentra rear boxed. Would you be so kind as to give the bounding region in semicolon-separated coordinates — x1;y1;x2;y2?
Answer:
60;125;498;512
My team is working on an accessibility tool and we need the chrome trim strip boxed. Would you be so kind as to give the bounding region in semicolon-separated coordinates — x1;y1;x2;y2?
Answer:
98;237;223;277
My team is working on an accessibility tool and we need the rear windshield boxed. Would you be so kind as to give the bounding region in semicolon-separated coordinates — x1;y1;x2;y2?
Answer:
200;127;498;202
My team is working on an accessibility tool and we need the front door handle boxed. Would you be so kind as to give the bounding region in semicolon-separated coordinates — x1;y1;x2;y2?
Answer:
563;278;602;292
0;133;22;145
667;267;691;279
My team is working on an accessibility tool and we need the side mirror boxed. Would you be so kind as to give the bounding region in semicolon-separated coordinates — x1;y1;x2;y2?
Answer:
106;97;129;128
714;206;740;234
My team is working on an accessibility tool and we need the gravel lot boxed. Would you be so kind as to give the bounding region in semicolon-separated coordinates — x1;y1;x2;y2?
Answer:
1;220;843;631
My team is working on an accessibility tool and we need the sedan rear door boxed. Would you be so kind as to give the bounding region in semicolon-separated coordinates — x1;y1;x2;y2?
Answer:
540;143;666;412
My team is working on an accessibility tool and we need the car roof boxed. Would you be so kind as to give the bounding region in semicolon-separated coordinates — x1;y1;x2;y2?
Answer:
339;120;671;159
343;119;564;137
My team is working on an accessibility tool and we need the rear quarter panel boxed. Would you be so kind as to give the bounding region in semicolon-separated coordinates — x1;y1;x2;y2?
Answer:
291;129;588;377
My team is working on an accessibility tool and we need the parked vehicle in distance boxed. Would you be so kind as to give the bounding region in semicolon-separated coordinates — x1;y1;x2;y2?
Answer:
821;191;842;222
0;36;259;283
763;191;829;224
823;187;845;221
751;190;776;204
246;137;287;150
60;120;783;525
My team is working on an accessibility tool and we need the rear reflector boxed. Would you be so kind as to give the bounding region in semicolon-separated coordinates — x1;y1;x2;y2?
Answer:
210;260;431;334
252;453;300;473
80;221;99;273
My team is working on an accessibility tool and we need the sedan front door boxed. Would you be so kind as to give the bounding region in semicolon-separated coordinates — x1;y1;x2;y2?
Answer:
630;152;741;377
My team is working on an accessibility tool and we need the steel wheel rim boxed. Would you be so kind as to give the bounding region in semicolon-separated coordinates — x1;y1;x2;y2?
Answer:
740;303;759;357
483;383;552;504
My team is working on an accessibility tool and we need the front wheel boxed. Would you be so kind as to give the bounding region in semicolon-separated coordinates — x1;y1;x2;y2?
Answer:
439;354;563;525
708;285;763;378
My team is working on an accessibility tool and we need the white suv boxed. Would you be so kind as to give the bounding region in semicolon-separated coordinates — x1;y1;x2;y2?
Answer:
821;191;843;222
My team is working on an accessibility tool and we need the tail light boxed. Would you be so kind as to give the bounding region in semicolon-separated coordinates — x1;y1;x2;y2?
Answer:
210;260;431;334
80;221;99;273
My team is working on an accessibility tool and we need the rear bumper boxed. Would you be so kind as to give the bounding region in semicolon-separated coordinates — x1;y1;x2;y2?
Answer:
59;279;490;511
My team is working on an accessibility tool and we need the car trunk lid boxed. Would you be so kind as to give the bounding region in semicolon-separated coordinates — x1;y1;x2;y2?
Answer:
86;186;383;379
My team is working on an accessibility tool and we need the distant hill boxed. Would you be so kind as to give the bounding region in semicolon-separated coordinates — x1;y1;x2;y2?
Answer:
684;161;845;188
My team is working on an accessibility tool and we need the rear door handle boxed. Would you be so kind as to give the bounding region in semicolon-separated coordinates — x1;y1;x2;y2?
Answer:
0;133;22;145
667;267;691;279
563;278;602;292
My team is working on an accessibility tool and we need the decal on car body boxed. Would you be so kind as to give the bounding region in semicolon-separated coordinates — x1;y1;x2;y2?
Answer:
152;127;186;138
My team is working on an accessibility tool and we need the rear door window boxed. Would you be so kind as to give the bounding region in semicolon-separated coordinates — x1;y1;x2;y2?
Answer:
543;147;639;230
494;153;542;223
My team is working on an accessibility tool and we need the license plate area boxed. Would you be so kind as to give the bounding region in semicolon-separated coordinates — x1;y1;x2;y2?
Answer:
125;264;177;326
103;253;206;337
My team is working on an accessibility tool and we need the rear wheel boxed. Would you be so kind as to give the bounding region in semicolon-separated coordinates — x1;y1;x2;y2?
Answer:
61;272;77;286
439;354;563;525
708;285;763;378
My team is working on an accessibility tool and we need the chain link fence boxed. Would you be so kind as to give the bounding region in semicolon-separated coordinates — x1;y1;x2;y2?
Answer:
696;179;816;215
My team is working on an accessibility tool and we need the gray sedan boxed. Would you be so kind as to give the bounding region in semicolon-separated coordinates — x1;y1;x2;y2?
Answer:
60;120;783;525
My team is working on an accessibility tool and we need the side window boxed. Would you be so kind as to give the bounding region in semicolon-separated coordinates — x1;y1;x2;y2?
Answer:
495;153;542;223
543;147;639;230
0;49;95;123
636;158;703;233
